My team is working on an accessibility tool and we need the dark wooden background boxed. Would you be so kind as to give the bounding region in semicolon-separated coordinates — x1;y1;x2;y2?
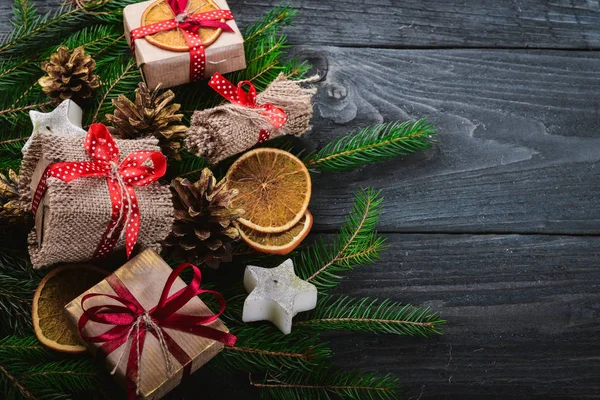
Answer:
2;1;600;399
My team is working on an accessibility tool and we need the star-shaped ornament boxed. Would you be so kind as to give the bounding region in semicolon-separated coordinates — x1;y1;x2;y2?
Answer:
242;259;317;334
23;100;86;153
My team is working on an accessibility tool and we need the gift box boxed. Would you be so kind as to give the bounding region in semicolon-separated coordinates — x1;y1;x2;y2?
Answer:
124;0;246;89
64;249;235;399
186;72;317;164
19;124;173;269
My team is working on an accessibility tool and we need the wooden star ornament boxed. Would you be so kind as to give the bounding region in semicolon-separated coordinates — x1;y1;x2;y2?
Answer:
242;259;317;334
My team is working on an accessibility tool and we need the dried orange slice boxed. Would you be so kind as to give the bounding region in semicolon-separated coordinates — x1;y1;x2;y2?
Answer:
238;210;313;255
141;0;226;52
225;148;312;233
32;264;108;353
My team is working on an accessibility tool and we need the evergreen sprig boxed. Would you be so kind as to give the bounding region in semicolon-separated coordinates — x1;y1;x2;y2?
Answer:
251;366;401;400
218;325;332;373
0;336;103;400
0;256;42;336
295;188;386;291
295;295;445;337
304;120;437;172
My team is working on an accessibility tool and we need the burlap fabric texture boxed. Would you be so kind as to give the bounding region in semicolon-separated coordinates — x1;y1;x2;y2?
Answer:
19;132;173;269
185;73;317;164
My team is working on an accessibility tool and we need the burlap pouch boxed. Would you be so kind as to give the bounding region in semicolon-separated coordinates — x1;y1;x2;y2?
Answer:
185;73;317;164
19;132;173;269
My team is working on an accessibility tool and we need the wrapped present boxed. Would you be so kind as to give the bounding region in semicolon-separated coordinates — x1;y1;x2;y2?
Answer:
185;73;317;164
124;0;246;89
19;123;173;269
65;249;236;400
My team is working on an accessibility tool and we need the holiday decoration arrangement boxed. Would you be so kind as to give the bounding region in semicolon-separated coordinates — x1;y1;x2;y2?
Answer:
0;0;443;399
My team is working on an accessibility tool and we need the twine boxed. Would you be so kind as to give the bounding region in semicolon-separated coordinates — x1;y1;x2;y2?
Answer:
110;312;174;395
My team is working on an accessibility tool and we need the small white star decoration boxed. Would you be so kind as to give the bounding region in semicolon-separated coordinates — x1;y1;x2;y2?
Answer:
242;259;317;334
23;99;86;153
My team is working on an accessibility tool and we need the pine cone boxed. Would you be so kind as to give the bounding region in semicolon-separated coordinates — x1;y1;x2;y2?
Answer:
106;82;188;159
163;169;244;268
0;170;28;225
38;46;100;102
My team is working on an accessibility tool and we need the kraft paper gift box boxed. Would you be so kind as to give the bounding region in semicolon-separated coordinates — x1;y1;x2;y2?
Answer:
65;249;232;400
124;0;246;89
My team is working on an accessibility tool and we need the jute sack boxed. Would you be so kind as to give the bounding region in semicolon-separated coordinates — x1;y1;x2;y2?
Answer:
19;132;173;269
185;73;317;164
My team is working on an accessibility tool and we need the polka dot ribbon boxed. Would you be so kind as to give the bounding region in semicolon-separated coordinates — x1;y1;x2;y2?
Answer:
129;6;234;82
31;124;167;259
209;73;288;143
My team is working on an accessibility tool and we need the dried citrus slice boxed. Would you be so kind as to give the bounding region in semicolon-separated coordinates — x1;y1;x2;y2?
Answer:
238;210;313;255
226;148;312;233
141;0;225;52
32;264;109;353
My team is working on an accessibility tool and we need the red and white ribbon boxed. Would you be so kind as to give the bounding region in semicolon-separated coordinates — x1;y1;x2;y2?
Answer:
32;124;167;259
130;1;234;82
209;72;288;143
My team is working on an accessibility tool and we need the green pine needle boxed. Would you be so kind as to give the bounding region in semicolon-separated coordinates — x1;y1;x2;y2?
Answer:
217;325;332;373
251;366;401;400
304;119;437;173
295;295;445;337
0;256;42;336
295;188;386;292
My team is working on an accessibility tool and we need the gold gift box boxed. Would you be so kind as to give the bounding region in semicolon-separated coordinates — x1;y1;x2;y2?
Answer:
65;249;229;399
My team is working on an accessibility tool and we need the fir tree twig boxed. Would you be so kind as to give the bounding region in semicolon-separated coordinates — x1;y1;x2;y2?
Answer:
304;120;437;173
295;295;445;337
294;188;386;291
250;366;401;400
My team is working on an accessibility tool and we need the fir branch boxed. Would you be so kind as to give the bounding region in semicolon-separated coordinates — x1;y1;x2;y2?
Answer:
295;295;445;337
251;366;401;400
90;58;138;125
0;337;103;400
10;0;38;31
294;188;386;292
217;325;332;372
0;256;43;336
304;120;437;173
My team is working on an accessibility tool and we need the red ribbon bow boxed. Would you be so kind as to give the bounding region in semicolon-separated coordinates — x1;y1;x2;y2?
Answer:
78;262;236;399
209;72;288;143
130;0;235;82
32;124;166;259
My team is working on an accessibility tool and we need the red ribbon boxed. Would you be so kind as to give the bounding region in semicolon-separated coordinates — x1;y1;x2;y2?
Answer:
209;72;288;143
129;0;234;82
78;262;236;399
31;124;166;259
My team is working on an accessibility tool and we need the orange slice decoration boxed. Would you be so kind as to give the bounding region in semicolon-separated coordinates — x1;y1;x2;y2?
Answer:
141;0;226;52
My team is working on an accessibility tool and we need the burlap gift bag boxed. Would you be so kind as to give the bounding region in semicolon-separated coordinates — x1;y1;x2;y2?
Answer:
185;73;317;164
19;125;173;269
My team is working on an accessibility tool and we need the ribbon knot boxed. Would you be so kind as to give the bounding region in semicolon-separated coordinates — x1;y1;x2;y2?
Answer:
78;262;236;399
32;124;167;259
209;73;288;143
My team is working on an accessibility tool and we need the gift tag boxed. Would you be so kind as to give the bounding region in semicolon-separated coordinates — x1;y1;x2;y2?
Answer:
141;0;226;52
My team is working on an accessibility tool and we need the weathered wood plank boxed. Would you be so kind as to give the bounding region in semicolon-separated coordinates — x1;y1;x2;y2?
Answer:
299;47;600;234
325;233;600;399
5;0;600;49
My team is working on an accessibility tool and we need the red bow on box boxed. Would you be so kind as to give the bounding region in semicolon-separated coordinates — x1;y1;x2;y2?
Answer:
209;72;288;143
32;124;166;258
130;0;235;82
79;262;236;399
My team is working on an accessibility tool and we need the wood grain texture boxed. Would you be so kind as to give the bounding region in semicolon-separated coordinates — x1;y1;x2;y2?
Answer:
299;47;600;234
3;0;600;49
1;1;600;399
325;233;600;399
